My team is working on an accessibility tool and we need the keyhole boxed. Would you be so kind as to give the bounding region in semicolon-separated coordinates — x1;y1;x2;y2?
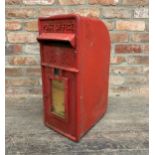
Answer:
54;68;60;76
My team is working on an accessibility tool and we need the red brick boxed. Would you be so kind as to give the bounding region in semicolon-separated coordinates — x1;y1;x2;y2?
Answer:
115;44;144;53
58;0;86;5
116;20;145;31
134;8;149;18
103;20;115;30
102;7;131;18
142;66;149;75
110;66;146;75
122;0;148;6
110;85;148;96
6;79;39;86
132;86;148;96
5;67;41;77
110;56;126;64
6;8;37;18
5;44;22;55
71;8;100;17
7;32;37;43
6;87;42;95
131;33;149;42
6;0;22;4
25;67;41;76
110;32;129;43
23;0;55;5
126;56;149;65
143;44;149;54
39;8;67;16
124;76;148;85
40;7;100;17
23;44;39;54
6;21;21;30
5;68;24;77
145;19;149;32
110;75;125;85
88;0;119;5
8;56;39;65
24;20;38;31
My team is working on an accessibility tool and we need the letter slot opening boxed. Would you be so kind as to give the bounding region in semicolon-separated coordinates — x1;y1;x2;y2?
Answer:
37;33;76;48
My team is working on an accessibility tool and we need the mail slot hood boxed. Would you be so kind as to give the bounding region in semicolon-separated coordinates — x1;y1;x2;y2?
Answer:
37;33;75;47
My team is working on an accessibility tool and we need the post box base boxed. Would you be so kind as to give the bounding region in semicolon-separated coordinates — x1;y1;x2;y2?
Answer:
78;107;108;141
44;107;108;142
44;122;79;142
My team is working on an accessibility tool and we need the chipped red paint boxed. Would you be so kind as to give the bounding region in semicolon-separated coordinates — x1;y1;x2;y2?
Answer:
37;14;111;142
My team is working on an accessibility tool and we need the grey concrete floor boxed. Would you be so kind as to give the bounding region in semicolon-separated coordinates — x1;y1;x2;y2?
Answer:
6;96;149;155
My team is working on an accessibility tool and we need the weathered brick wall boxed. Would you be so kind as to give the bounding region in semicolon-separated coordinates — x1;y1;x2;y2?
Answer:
5;0;149;97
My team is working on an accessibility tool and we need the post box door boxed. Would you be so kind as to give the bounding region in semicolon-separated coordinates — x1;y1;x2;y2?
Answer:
43;66;76;137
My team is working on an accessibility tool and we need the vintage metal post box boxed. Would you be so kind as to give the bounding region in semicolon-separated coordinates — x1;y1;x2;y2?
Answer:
37;14;110;142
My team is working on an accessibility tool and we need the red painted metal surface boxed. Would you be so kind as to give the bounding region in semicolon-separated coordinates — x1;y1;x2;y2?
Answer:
37;14;111;142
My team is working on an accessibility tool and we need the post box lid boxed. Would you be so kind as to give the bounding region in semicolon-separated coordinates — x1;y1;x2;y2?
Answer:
37;33;75;47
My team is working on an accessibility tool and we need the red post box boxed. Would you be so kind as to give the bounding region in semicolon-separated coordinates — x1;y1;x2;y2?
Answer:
37;14;111;142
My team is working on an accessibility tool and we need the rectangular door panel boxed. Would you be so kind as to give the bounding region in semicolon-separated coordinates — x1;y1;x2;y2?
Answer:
42;67;76;137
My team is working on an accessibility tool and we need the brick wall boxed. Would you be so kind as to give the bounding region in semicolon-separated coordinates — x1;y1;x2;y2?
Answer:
5;0;149;97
